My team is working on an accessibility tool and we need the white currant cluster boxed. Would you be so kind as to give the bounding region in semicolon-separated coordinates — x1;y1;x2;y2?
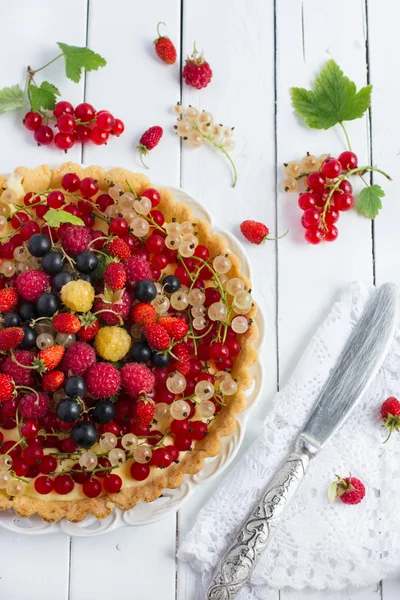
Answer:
283;153;329;193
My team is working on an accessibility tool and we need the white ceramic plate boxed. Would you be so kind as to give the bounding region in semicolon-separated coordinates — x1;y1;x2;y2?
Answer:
0;186;265;536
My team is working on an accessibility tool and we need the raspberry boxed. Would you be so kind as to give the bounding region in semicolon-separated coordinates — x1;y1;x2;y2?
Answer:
53;313;81;334
171;344;190;375
182;47;213;89
124;256;152;286
61;342;96;376
0;374;15;402
0;287;19;312
3;350;35;386
104;262;127;291
60;225;91;257
108;238;131;260
131;302;157;326
93;289;131;326
240;220;271;245
329;475;366;505
157;316;188;340
42;370;65;392
20;392;50;419
16;270;50;302
94;326;132;362
85;362;121;398
143;323;170;350
61;280;95;313
0;327;24;351
121;363;155;398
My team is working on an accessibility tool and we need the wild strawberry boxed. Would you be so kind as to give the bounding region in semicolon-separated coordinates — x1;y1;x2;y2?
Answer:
182;44;213;89
0;374;15;401
171;344;190;375
133;396;155;429
240;220;272;244
0;327;24;352
381;396;400;442
143;323;170;350
19;391;50;420
104;262;126;291
61;341;96;376
77;313;99;341
53;313;81;335
131;302;157;326
136;126;163;168
328;475;366;505
154;22;177;64
121;363;155;398
34;345;65;373
0;287;18;313
16;270;50;301
85;362;121;398
42;370;65;392
107;237;131;260
157;316;188;340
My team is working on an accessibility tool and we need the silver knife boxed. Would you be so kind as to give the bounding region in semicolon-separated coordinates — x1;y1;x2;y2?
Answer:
207;283;398;600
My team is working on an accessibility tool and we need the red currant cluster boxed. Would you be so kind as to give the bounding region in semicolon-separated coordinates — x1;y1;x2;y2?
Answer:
23;101;125;151
285;151;359;245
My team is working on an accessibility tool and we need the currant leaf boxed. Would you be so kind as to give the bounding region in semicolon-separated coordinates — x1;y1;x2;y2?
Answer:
29;81;60;112
357;184;385;219
327;481;338;503
57;42;107;83
44;209;84;228
291;60;372;129
0;85;26;114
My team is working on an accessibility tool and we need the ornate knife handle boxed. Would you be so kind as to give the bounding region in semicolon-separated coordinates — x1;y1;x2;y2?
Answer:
207;445;311;600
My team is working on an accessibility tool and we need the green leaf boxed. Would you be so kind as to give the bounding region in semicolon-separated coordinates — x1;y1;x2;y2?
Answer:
291;59;372;129
357;184;385;219
57;42;106;83
328;481;338;504
0;85;26;114
93;255;107;280
44;209;84;228
29;81;60;112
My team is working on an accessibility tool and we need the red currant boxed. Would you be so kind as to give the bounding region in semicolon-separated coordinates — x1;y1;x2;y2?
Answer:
130;462;150;481
197;344;210;361
152;254;168;270
23;111;42;131
174;435;192;451
109;217;129;236
96;111;114;132
1;242;16;260
34;126;54;146
21;220;40;241
142;188;161;208
12;458;29;477
39;455;58;475
305;228;324;245
325;225;338;242
75;102;95;122
23;445;43;466
11;211;29;229
1;440;20;458
82;478;102;498
34;476;53;495
306;171;326;193
96;193;113;212
54;101;74;118
103;422;120;436
103;473;122;493
174;265;190;286
194;245;210;260
80;177;99;197
150;447;166;467
35;205;49;219
209;342;229;361
55;132;74;152
20;420;39;439
333;192;354;211
90;127;109;145
61;437;77;453
57;114;75;133
74;124;91;143
168;446;180;462
338;151;358;171
225;338;240;357
62;172;81;193
301;208;321;229
64;205;80;218
24;192;40;206
111;118;125;136
47;190;65;209
338;179;352;194
190;421;208;440
314;191;329;208
145;234;165;253
71;463;90;484
170;419;189;436
204;288;221;307
325;206;339;225
298;192;317;211
150;210;165;227
321;158;341;179
53;474;74;495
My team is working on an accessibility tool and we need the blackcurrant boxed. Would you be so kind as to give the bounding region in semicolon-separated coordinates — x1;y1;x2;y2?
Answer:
134;280;157;302
78;274;94;284
41;251;64;274
4;313;21;327
92;400;116;425
75;252;98;273
151;351;170;368
27;233;51;257
131;342;152;363
64;376;86;398
53;271;73;290
19;301;37;322
71;421;98;448
20;325;37;350
36;292;60;317
163;275;180;293
56;398;81;423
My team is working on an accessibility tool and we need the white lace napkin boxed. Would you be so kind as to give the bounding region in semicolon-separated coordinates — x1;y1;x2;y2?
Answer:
178;282;400;598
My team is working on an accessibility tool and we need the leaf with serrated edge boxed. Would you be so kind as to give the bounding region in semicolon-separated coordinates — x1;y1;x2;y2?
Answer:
291;59;372;129
57;42;106;83
357;184;385;219
29;81;60;112
44;209;84;228
0;85;26;114
328;481;338;503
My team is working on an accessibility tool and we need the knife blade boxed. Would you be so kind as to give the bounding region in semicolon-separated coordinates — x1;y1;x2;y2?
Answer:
207;283;398;600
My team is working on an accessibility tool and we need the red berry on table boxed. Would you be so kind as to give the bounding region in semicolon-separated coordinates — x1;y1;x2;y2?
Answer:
34;125;54;146
154;22;177;65
74;124;91;143
305;228;324;245
23;111;42;131
321;158;341;179
96;111;115;132
55;132;74;152
111;118;124;136
74;102;95;122
298;192;317;211
182;44;213;89
325;206;339;225
54;101;74;118
301;208;320;229
137;126;163;168
333;191;354;212
306;171;326;193
90;127;109;145
380;396;400;441
338;179;352;194
57;114;75;133
240;220;271;244
328;475;365;505
338;151;358;172
324;225;338;242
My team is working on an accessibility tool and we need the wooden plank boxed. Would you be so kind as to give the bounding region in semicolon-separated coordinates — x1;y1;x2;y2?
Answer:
177;0;278;598
69;2;181;600
0;1;87;599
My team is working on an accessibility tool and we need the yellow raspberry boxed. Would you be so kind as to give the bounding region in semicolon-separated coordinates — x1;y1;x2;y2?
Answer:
94;326;131;362
60;280;95;313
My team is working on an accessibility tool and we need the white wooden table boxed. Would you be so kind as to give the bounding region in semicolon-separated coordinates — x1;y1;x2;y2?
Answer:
0;0;399;598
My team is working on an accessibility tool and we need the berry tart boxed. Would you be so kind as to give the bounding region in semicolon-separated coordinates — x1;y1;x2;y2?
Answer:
0;163;257;522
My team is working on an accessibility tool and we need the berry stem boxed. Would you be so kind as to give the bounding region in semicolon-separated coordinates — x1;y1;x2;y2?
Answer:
339;122;352;151
28;54;63;76
156;22;167;38
93;309;123;326
191;123;238;187
3;437;26;456
10;350;36;370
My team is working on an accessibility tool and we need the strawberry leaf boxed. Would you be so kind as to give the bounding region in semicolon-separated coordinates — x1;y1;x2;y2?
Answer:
0;85;26;114
291;60;372;129
357;184;385;219
57;42;106;83
29;81;60;112
327;481;338;503
44;209;84;227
